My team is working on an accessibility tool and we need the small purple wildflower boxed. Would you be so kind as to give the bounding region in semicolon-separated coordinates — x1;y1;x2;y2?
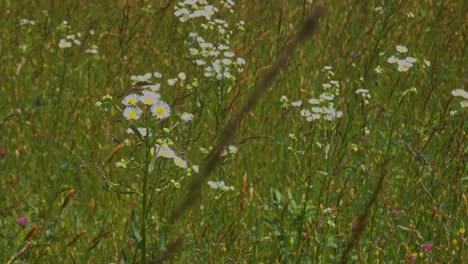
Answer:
391;208;400;216
422;243;433;252
17;216;29;227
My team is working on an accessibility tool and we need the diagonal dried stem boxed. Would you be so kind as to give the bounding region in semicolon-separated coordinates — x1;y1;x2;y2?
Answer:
154;6;325;263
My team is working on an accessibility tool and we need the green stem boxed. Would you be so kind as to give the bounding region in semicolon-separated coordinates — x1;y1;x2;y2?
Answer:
141;107;149;264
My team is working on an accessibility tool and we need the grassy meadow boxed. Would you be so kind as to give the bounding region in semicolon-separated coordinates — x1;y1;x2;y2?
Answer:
1;0;467;263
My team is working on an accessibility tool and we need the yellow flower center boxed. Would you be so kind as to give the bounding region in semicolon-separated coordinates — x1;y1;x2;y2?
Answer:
129;111;138;119
156;107;165;115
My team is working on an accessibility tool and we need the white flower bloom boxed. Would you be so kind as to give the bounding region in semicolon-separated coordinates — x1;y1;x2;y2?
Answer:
451;89;468;99
291;100;302;107
461;100;468;108
167;78;177;86
322;83;332;88
207;180;232;191
123;106;143;120
139;90;161;105
181;112;194;122
222;58;232;65
300;109;311;117
308;98;321;104
153;72;162;78
174;156;188;168
122;94;140;106
387;56;398;64
58;39;72;48
396;45;408;53
151;100;171;119
224;51;235;57
178;72;186;80
236;57;246;65
152;144;175;158
405;57;417;63
192;165;199;173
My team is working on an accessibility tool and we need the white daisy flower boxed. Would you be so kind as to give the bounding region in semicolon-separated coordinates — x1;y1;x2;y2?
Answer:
300;109;311;117
224;51;235;57
139;90;161;105
153;72;162;78
461;100;468;108
123;106;143;120
58;39;72;48
308;98;321;104
291;100;302;107
396;45;408;53
151;100;171;119
122;94;140;106
181;112;194;122
451;89;468;99
174;156;188;168
236;57;246;65
152;144;175;158
405;57;417;63
167;78;177;86
387;55;398;64
178;72;186;80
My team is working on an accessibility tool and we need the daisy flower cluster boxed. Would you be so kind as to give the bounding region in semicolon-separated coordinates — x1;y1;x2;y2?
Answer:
118;73;199;172
19;18;35;26
174;0;219;22
355;88;371;105
56;21;99;54
451;88;468;108
177;0;246;84
284;66;343;122
207;180;234;191
386;45;420;72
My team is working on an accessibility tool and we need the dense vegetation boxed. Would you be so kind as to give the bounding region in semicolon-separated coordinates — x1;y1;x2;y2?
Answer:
0;0;466;263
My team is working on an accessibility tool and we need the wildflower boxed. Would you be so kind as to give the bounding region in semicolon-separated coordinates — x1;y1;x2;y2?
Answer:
152;144;175;158
222;58;232;65
58;39;72;48
17;216;29;227
153;72;162;78
224;51;234;57
192;165;199;173
387;56;398;64
291;100;302;107
151;100;171;119
423;59;431;67
374;65;384;74
405;57;417;63
123;106;143;120
396;45;408;53
390;208;400;216
461;100;468;108
300;109;312;117
174;156;188;168
207;180;233;191
122;94;140;106
322;83;332;88
126;127;150;137
85;48;98;54
308;98;321;104
178;72;186;80
421;243;433;252
167;78;177;86
139;90;161;105
320;94;334;101
460;227;466;234
323;66;333;70
236;57;246;65
330;80;340;86
180;112;194;122
451;89;468;99
228;145;238;154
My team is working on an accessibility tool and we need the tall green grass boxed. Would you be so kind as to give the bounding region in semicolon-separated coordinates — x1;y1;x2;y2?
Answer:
0;0;466;263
